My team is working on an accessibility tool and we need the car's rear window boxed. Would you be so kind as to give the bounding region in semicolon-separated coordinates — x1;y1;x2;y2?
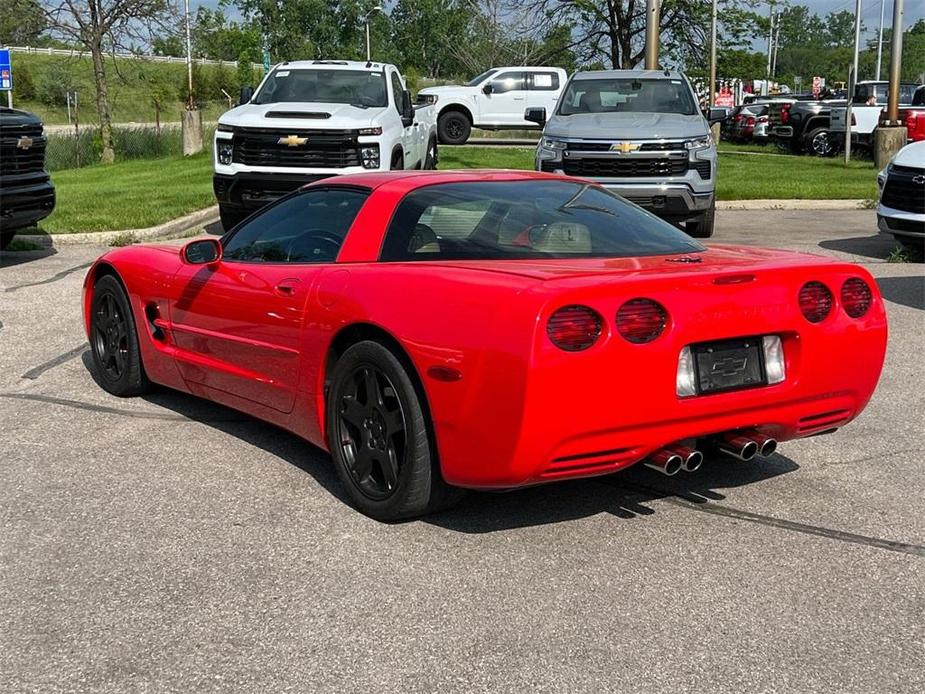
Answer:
380;180;704;261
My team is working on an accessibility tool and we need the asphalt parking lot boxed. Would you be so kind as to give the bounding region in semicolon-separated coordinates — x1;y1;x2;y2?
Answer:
1;210;923;693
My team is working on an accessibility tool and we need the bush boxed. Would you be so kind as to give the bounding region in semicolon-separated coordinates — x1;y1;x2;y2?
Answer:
35;60;78;107
11;58;36;101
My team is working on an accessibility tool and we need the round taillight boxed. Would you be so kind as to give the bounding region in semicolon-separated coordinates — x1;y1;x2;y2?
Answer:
616;298;668;344
547;305;602;351
841;277;872;318
798;281;834;323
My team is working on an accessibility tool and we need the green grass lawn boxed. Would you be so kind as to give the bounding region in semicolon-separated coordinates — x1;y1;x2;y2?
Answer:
35;154;214;233
31;145;876;234
440;146;878;200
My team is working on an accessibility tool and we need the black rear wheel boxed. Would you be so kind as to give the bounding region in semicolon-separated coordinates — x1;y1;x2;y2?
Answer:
327;341;463;521
89;274;152;396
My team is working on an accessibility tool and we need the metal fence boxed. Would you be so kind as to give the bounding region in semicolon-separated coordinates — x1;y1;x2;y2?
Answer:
8;45;262;70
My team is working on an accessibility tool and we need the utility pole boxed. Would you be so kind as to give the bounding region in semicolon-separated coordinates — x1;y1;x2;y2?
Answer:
709;0;717;107
876;0;887;80
766;3;775;81
181;0;203;155
873;0;905;168
771;10;782;77
851;0;863;85
184;0;193;108
645;0;660;69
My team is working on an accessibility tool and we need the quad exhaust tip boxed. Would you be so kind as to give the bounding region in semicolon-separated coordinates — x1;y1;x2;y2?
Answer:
644;449;684;476
668;445;704;472
715;433;759;462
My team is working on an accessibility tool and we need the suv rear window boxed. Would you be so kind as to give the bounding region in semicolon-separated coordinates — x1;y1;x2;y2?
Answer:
380;180;703;261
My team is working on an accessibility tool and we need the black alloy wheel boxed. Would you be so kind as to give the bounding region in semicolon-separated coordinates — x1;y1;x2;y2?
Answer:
93;292;129;381
89;275;152;396
438;111;471;145
335;364;407;500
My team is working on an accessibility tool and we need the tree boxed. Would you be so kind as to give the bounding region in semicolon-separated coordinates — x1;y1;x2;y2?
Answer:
390;0;469;77
41;1;173;164
0;0;47;45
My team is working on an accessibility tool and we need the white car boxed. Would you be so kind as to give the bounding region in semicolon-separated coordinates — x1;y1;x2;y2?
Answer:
877;140;925;251
417;66;567;145
213;60;438;230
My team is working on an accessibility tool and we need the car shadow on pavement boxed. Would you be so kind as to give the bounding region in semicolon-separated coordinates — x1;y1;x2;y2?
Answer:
1;245;57;268
818;234;898;261
425;454;799;533
876;276;925;311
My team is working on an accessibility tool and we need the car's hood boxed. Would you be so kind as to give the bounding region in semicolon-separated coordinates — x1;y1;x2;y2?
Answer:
219;102;390;129
543;112;707;140
893;140;925;168
417;85;478;99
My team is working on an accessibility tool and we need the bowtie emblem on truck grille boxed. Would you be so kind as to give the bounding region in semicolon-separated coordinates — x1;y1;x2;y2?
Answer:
278;134;308;147
16;136;33;150
913;175;925;185
610;141;640;154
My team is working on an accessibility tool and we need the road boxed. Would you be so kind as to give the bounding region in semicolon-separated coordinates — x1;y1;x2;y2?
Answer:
1;210;923;693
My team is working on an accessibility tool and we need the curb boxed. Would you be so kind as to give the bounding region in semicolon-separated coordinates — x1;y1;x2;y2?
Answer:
15;206;220;248
716;199;872;211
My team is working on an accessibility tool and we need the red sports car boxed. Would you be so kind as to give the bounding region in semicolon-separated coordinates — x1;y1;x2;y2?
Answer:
83;171;887;520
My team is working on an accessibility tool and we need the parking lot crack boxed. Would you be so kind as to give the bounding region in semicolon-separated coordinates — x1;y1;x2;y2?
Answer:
21;344;89;380
606;480;925;558
3;261;94;293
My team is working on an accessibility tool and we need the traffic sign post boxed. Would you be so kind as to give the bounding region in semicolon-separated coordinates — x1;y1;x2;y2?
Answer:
0;48;13;107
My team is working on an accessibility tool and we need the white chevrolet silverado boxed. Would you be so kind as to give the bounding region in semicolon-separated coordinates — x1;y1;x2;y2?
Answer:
417;67;567;145
214;60;438;230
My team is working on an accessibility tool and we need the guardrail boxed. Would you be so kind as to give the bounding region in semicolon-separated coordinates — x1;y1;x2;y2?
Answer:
6;45;263;70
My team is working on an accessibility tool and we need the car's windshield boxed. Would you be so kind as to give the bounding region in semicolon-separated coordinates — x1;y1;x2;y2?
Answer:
380;180;704;262
467;69;498;87
253;68;388;107
558;78;698;116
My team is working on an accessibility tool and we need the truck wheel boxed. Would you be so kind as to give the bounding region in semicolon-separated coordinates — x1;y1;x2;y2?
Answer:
806;128;836;157
423;138;438;169
686;201;715;239
390;150;404;170
438;111;471;145
219;204;245;232
327;340;464;521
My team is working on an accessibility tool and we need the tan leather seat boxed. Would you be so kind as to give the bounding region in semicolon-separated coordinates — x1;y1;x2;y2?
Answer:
533;222;592;253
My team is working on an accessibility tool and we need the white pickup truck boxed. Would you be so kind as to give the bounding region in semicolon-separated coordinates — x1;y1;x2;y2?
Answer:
213;60;438;230
829;81;919;152
417;66;567;145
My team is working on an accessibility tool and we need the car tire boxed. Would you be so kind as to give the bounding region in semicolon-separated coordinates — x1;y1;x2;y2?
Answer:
89;274;153;397
423;137;438;170
0;228;15;251
686;201;716;238
219;204;246;232
390;150;404;170
326;340;464;521
437;111;471;145
805;128;836;157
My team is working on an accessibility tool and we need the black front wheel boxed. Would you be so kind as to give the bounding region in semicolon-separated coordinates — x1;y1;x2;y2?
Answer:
423;138;438;169
89;274;152;396
686;201;716;238
327;341;463;521
437;111;471;145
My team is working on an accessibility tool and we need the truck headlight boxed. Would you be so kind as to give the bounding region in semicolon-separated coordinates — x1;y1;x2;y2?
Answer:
684;136;713;151
360;146;380;169
542;137;567;151
217;140;233;165
417;94;437;106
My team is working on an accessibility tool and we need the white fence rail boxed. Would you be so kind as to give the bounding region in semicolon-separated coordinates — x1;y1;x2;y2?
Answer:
6;45;263;70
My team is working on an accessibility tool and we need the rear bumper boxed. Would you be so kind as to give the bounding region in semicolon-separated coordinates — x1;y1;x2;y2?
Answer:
0;179;56;232
213;172;332;212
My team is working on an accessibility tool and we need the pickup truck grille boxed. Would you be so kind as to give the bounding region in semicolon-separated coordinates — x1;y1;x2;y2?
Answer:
562;156;688;178
0;123;47;178
882;165;925;214
566;141;687;152
232;128;362;169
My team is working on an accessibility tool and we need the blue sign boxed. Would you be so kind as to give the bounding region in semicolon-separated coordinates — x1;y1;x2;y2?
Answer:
0;49;11;91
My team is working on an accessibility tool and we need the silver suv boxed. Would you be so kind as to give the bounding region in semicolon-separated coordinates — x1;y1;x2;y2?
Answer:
528;69;724;238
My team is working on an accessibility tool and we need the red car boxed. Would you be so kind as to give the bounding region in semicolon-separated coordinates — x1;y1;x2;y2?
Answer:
82;171;888;520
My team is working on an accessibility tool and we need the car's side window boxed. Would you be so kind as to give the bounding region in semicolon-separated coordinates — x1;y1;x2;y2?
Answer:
530;72;560;91
390;72;404;115
223;188;369;263
490;72;526;94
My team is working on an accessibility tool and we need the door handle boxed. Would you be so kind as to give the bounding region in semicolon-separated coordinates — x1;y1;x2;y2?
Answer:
275;279;301;296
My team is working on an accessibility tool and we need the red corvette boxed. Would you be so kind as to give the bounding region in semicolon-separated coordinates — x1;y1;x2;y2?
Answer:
83;171;887;520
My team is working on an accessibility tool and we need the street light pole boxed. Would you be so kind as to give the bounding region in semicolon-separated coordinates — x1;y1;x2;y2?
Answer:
364;5;383;63
851;0;863;85
184;0;193;107
876;0;887;80
709;0;717;107
645;0;660;69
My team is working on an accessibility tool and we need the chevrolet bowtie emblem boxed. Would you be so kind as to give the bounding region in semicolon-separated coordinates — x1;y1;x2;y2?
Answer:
610;141;640;153
16;136;33;150
913;175;925;185
279;134;308;147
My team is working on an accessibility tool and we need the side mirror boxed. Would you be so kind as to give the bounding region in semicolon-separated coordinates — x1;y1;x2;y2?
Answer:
482;82;493;95
401;89;414;127
181;238;222;266
524;107;546;126
239;86;253;105
705;107;727;124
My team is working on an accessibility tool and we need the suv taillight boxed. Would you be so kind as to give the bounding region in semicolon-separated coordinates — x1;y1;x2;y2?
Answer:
547;305;602;351
841;278;872;318
798;281;834;323
780;104;792;124
616;299;668;343
746;116;756;126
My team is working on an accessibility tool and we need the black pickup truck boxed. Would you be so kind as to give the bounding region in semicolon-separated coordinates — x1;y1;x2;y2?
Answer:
768;97;846;156
0;107;56;249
